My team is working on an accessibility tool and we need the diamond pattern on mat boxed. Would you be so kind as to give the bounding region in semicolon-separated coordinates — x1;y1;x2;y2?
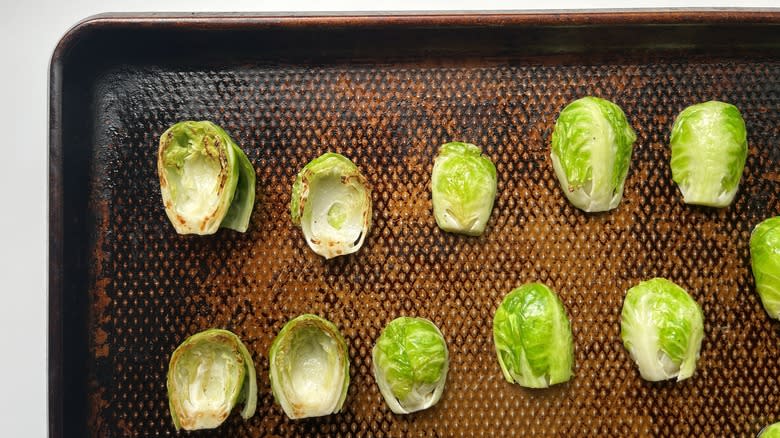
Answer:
87;60;780;437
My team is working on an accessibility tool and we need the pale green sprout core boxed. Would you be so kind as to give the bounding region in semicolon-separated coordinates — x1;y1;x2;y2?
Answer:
291;153;371;259
620;278;704;382
750;216;780;319
492;283;574;388
431;142;497;236
166;329;257;431
269;314;350;419
327;202;348;229
372;317;449;414
551;96;636;212
759;422;780;437
158;121;255;235
670;101;747;207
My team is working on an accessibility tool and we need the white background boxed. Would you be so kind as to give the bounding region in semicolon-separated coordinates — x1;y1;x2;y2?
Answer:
1;1;777;435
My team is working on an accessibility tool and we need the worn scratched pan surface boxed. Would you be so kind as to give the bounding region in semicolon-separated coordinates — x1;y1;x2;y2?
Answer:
50;12;780;437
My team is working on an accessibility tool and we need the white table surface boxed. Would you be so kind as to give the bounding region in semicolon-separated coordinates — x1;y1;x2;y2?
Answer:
1;1;777;435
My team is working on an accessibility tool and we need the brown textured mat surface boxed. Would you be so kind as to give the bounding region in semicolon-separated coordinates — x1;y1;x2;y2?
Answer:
52;16;780;438
84;60;780;437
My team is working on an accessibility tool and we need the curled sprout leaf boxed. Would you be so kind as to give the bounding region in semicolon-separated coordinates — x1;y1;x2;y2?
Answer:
166;329;257;431
269;314;350;419
158;121;256;235
291;153;371;259
372;317;449;414
431;142;497;236
492;283;574;388
750;216;780;319
550;96;636;212
620;278;704;382
670;101;748;207
759;422;780;438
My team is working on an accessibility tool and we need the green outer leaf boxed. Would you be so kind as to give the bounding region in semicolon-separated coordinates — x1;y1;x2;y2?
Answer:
759;422;780;438
158;121;256;234
670;101;748;207
372;317;449;414
166;328;257;431
234;332;258;421
431;142;497;236
492;283;574;388
620;278;704;382
290;153;372;259
269;314;350;419
751;216;780;319
220;138;257;232
550;96;636;212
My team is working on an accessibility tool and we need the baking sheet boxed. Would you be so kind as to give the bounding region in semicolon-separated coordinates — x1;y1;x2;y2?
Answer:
49;12;780;437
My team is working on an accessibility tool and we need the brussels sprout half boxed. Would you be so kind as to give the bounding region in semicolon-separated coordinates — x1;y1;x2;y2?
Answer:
670;101;748;207
550;96;636;212
759;422;780;438
493;283;574;388
372;317;449;414
158;121;256;235
751;216;780;319
167;329;258;431
291;153;371;259
620;278;704;382
269;314;350;419
431;142;497;236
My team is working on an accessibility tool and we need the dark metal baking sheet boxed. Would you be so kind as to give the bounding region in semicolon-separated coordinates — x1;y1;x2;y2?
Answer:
50;12;780;437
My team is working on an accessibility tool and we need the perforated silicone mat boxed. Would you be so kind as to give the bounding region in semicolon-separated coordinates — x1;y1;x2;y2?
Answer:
52;15;780;438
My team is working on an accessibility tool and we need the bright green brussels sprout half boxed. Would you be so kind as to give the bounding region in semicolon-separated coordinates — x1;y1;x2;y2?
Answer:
166;329;258;431
431;142;497;236
372;317;449;414
759;422;780;437
620;278;704;382
550;96;636;212
269;314;350;419
670;101;747;207
291;153;371;259
750;216;780;319
158;121;256;235
492;283;574;388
